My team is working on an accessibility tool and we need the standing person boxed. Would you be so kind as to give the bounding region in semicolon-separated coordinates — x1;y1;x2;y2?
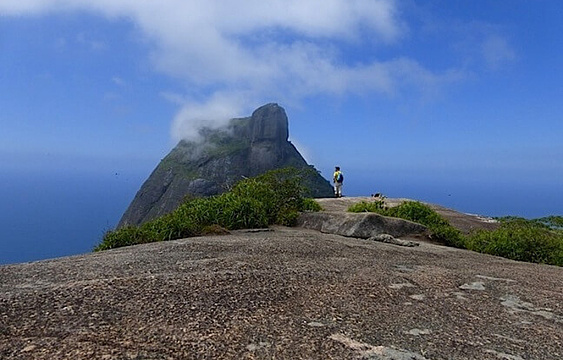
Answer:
333;166;344;198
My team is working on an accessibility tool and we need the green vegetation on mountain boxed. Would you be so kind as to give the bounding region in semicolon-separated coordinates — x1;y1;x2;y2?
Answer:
349;201;563;266
465;217;563;266
96;167;322;251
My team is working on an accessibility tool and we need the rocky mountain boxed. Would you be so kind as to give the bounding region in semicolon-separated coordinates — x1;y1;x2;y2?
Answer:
118;103;334;227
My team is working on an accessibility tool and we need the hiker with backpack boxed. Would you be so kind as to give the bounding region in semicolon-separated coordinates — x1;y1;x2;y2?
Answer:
333;166;344;198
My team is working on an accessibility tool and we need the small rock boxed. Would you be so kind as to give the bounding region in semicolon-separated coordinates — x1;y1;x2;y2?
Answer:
452;292;468;301
370;234;395;242
406;328;432;336
307;321;325;327
247;342;271;351
460;282;485;291
368;234;419;247
21;345;36;352
389;282;415;289
484;349;525;360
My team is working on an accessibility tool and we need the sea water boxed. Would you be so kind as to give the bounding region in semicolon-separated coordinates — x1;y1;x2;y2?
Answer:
0;170;143;265
347;173;562;219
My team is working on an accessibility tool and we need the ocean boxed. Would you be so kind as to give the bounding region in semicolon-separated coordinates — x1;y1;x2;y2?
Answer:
0;170;143;265
347;169;563;219
1;169;561;265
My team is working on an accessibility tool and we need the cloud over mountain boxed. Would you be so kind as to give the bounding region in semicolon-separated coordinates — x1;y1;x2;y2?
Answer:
0;0;513;141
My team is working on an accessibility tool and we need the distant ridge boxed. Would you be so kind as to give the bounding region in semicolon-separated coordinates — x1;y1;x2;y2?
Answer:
118;103;334;227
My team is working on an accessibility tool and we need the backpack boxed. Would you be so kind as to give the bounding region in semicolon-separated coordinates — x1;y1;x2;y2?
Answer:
336;172;344;183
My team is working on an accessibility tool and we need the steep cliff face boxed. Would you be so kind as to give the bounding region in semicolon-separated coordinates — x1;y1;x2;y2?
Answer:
118;103;334;227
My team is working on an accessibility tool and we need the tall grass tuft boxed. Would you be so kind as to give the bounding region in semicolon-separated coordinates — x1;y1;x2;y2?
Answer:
95;167;322;251
348;200;386;213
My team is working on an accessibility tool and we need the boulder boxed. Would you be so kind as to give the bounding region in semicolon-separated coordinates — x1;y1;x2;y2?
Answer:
297;211;427;239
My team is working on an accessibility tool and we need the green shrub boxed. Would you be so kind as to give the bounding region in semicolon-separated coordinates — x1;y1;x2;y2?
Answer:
385;201;443;226
348;200;386;214
201;224;230;236
244;167;311;221
142;212;201;241
385;201;464;248
276;210;300;227
466;220;563;266
429;223;465;248
95;226;151;251
302;198;323;212
537;216;563;230
348;200;562;266
215;193;268;229
95;167;322;251
348;200;464;248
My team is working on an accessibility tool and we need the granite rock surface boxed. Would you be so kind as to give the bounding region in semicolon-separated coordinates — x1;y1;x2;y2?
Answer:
2;198;562;359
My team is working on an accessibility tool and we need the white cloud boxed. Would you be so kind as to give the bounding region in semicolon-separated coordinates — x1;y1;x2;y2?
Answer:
481;34;516;70
111;77;126;87
1;0;463;141
445;19;517;72
171;92;248;142
52;31;106;52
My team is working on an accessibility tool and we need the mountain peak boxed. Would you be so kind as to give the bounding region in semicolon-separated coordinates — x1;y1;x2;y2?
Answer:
118;104;333;227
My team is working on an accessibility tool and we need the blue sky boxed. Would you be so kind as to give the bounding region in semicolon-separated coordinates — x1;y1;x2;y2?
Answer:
1;1;561;174
1;0;562;234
